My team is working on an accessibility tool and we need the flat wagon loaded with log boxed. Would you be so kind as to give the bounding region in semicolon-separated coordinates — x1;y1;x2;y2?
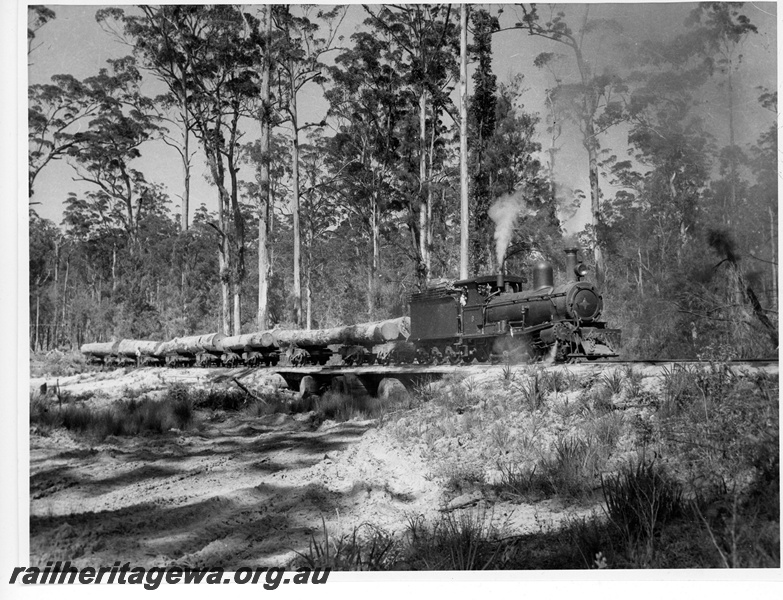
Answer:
81;317;414;368
81;249;620;367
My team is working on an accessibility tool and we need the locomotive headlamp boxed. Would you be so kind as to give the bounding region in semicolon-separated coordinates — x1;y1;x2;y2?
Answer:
575;263;589;278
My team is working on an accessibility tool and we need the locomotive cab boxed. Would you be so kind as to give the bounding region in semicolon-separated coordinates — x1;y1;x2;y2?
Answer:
457;275;526;338
409;275;526;343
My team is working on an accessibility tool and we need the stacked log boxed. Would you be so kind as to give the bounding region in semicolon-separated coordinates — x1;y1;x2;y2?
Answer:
163;333;226;356
116;340;166;358
197;332;225;353
269;316;410;348
220;331;276;352
80;317;412;361
80;341;120;358
379;317;410;341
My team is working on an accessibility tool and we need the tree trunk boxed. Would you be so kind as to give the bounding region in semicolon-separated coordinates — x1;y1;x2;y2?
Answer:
588;147;606;288
305;238;312;330
459;2;469;280
546;88;559;201
233;286;241;337
418;88;429;284
181;89;191;231
638;247;644;297
426;119;437;278
227;109;245;337
291;88;303;327
61;254;70;343
258;205;270;329
583;94;604;288
219;238;231;335
570;15;605;289
52;239;60;348
368;191;379;316
111;244;118;294
205;142;232;335
726;60;735;227
770;205;777;309
306;273;312;331
34;290;40;352
257;5;272;330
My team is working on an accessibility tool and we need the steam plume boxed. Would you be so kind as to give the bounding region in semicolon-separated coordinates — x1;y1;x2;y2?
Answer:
488;190;532;268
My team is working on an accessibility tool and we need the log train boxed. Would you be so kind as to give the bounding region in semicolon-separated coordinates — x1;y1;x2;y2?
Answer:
81;249;620;367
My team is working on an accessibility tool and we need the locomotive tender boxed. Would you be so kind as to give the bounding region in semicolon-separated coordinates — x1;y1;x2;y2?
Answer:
81;248;619;367
409;248;619;363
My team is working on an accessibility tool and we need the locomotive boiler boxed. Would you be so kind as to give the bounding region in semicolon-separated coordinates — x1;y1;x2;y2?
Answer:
408;248;620;363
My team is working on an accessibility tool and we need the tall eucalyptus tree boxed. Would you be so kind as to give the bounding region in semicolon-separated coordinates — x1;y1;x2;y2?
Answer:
271;5;346;327
99;5;261;335
362;4;459;288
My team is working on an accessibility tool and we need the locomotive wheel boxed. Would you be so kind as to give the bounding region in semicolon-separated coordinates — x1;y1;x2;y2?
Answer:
445;345;462;365
430;347;444;365
473;344;490;363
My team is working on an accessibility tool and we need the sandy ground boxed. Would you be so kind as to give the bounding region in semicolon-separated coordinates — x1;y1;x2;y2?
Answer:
28;366;610;569
29;361;777;569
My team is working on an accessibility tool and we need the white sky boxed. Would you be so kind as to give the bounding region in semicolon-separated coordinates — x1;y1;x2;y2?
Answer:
26;3;778;233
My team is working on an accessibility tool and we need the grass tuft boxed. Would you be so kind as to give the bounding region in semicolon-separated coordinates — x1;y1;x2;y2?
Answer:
601;458;685;564
294;517;400;570
404;509;503;570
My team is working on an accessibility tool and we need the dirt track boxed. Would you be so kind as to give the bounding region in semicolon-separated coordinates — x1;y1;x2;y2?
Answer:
30;408;447;568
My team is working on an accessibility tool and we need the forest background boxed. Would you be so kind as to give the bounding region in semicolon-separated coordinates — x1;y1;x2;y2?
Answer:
25;2;778;359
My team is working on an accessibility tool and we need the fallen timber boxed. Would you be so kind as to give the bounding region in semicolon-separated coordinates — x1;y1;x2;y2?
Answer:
219;317;412;366
81;339;166;366
80;341;120;358
81;318;415;369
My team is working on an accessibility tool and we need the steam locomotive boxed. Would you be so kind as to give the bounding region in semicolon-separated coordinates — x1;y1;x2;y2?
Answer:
409;248;619;363
81;248;620;366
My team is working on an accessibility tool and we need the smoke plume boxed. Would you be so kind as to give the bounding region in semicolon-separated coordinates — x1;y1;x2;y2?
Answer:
488;190;532;269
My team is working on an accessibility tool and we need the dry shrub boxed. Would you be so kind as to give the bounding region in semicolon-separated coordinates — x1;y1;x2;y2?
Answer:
515;371;546;409
602;370;624;395
588;411;625;453
314;391;385;422
30;350;90;378
294;518;400;571
30;394;197;439
601;458;685;564
539;369;578;394
582;383;615;413
404;509;503;570
542;435;601;499
622;365;644;398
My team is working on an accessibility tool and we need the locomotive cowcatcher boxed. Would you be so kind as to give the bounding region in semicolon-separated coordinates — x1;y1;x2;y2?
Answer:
408;248;620;363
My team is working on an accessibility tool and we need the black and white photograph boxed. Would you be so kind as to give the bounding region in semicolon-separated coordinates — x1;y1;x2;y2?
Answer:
7;0;781;591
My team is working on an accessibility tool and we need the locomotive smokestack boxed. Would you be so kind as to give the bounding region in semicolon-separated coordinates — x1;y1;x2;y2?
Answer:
565;248;580;282
497;260;504;289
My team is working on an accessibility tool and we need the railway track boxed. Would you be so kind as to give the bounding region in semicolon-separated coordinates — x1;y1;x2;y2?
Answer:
88;356;780;383
579;357;779;366
46;358;776;401
214;357;778;397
